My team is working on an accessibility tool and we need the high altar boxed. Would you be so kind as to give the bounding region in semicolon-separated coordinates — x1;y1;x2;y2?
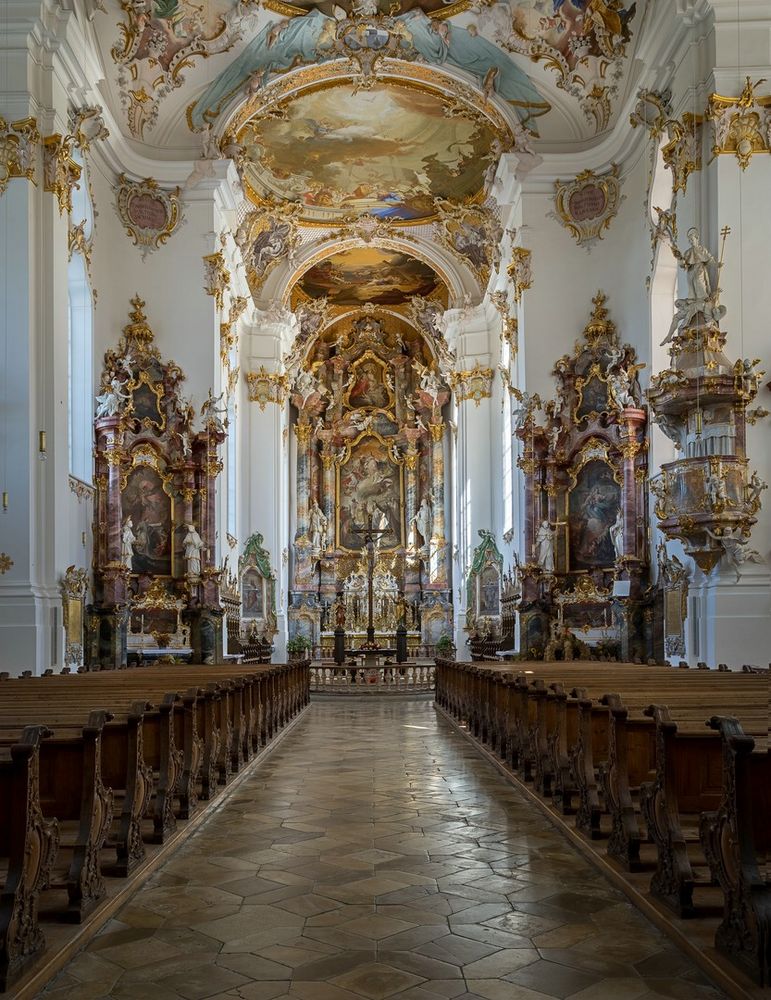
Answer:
286;310;453;653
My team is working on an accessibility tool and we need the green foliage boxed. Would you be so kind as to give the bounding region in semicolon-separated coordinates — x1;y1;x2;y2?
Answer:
286;635;311;657
436;633;455;655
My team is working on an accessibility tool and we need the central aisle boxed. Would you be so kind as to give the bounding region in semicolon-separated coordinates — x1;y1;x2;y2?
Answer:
44;700;722;1000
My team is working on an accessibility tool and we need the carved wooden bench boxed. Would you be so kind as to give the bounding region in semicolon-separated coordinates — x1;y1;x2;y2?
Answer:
700;715;771;986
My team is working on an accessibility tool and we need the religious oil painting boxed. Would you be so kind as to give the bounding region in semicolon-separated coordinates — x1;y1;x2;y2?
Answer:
337;437;403;552
122;466;173;575
299;248;441;306
478;565;501;617
568;460;621;571
345;356;393;410
241;567;265;618
576;374;609;419
131;379;164;431
238;82;498;224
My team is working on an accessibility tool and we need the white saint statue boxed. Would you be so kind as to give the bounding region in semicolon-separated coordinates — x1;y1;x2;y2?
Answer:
705;468;727;508
183;523;205;578
200;390;228;433
413;496;432;548
309;500;328;554
534;520;555;574
662;227;726;344
121;517;136;567
610;509;624;560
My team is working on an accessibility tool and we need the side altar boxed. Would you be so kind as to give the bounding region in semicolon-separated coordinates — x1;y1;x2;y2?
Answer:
512;293;651;660
285;309;454;654
86;297;228;667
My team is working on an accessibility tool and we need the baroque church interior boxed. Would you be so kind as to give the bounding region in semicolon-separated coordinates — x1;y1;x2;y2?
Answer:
0;0;770;998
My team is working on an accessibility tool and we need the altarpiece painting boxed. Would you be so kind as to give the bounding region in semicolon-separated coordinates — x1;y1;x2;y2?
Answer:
337;435;404;553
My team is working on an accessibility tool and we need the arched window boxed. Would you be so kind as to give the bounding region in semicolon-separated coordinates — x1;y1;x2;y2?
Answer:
67;148;94;484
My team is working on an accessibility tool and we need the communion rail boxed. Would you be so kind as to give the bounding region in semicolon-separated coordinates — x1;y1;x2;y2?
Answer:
309;664;435;693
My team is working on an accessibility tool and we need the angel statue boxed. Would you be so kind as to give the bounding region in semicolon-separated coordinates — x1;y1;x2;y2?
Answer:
95;376;131;418
705;525;764;581
511;389;541;431
200;389;228;433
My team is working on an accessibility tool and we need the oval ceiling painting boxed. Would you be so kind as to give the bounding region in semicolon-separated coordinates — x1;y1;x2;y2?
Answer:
296;247;444;306
238;81;499;224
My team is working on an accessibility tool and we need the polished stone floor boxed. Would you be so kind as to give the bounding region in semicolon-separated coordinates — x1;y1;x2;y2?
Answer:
43;700;724;1000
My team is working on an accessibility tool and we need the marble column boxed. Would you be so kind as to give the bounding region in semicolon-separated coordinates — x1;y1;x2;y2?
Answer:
428;420;447;587
294;421;312;542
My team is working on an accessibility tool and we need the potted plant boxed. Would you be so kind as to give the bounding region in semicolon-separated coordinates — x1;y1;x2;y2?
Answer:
435;633;456;659
286;635;311;662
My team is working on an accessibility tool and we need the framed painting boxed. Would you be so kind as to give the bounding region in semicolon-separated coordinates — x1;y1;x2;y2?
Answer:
131;372;165;432
477;564;501;617
241;567;266;619
122;465;173;575
336;435;403;552
568;459;621;571
344;353;394;411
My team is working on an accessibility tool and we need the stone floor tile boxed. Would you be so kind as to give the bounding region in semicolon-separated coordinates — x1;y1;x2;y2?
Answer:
330;961;424;999
505;958;600;999
41;702;725;1000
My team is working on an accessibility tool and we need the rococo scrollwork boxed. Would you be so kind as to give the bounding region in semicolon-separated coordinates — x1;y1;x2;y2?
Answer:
115;176;184;257
552;165;624;250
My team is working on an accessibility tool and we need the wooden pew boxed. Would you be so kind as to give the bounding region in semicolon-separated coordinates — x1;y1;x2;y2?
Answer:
699;715;771;986
0;726;59;991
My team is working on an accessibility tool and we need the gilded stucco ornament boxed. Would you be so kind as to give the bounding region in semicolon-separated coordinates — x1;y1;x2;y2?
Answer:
0;553;13;575
448;364;494;407
661;113;703;194
42;134;82;215
433;201;501;287
486;0;640;133
707;77;771;171
0;117;39;196
115;176;184;257
247;367;290;410
68;106;110;152
551;165;624;250
202;251;231;309
111;0;258;138
507;247;532;302
235;204;301;295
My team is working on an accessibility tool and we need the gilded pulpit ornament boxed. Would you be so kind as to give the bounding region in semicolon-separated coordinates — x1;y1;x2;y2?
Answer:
647;228;767;575
707;77;771;170
115;175;184;257
551;165;624;249
0;117;40;196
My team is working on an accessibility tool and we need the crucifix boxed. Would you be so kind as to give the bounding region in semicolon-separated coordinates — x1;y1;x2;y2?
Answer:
351;509;389;648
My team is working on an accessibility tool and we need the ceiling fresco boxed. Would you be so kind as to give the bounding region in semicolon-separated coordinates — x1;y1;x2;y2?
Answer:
99;0;644;145
295;247;445;306
237;82;499;224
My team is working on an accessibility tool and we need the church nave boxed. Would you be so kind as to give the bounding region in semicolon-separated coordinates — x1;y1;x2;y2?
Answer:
41;701;723;1000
